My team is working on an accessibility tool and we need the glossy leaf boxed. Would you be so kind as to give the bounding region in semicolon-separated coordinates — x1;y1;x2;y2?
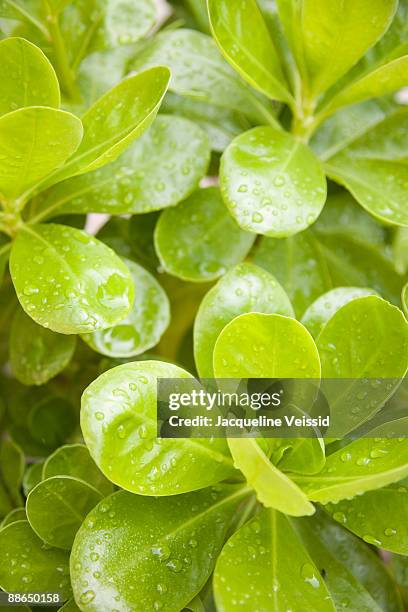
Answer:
10;224;134;334
213;313;321;378
32;115;211;220
294;510;401;611
325;485;408;554
214;509;334;611
132;29;276;124
43;67;170;185
0;37;60;116
82;258;170;358
155;187;255;282
0;107;82;201
0;520;71;597
71;485;250;611
0;507;26;528
22;462;44;497
42;444;113;497
10;308;76;385
301;287;377;338
81;360;236;495
323;55;408;115
207;0;291;103
253;194;403;316
277;0;398;96
194;262;294;377
325;110;408;227
228;439;315;516
220;127;327;237
295;438;408;503
27;476;102;549
317;296;408;434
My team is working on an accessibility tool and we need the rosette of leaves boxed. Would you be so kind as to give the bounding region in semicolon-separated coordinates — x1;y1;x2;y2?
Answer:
0;1;407;611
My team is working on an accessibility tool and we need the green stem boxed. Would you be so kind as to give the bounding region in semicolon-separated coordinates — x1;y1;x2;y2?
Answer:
43;1;78;100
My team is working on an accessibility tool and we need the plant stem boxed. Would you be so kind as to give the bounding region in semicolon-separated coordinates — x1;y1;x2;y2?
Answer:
43;1;78;100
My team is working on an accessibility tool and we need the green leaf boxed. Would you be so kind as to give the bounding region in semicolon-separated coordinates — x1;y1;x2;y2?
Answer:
26;476;102;549
22;462;44;496
70;485;250;611
214;509;335;611
394;227;408;275
162;92;250;153
220;127;327;237
0;520;71;597
42;67;170;186
31;115;211;221
59;0;157;63
318;295;408;378
325;109;408;227
155;187;255;282
82;258;170;358
253;193;403;316
81;360;236;495
207;0;291;103
0;439;24;508
0;107;82;201
403;282;408;317
0;37;60;116
0;507;26;528
301;287;377;338
42;444;114;497
323;56;408;115
10;224;134;335
0;1;47;37
10;308;76;385
194;262;294;377
295;438;408;503
316;296;408;434
213;313;321;378
132;29;277;125
294;510;401;611
228;439;315;516
325;485;408;554
58;598;81;612
277;0;398;96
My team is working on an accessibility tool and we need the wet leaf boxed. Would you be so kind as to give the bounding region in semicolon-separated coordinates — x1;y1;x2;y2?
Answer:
155;187;255;282
10;224;134;334
220;127;327;237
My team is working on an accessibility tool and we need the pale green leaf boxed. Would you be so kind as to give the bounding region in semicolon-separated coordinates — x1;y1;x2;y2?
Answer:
228;439;315;516
220;126;327;237
301;287;377;338
0;37;60;116
213;313;321;378
42;67;170;186
194;262;294;378
0;107;82;201
214;509;334;611
277;0;398;96
10;224;134;334
207;0;291;103
295;438;408;503
81;360;236;495
82;258;170;358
